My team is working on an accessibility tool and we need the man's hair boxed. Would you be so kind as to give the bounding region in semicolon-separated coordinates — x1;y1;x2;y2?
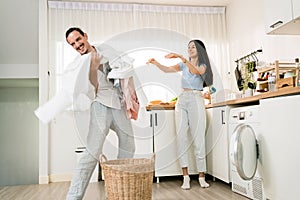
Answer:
65;27;84;40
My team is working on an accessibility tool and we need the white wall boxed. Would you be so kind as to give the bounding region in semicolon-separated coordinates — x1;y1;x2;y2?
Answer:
0;0;39;186
226;0;300;92
47;111;89;182
0;0;39;78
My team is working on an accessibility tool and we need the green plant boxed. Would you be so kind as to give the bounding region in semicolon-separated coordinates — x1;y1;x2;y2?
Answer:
240;61;256;92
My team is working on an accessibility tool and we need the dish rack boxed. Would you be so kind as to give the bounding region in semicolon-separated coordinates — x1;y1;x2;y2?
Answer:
257;59;300;90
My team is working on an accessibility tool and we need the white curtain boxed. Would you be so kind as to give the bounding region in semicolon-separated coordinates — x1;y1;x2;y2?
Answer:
48;1;229;99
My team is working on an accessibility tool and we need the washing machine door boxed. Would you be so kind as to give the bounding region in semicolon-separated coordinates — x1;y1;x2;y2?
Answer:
231;124;258;180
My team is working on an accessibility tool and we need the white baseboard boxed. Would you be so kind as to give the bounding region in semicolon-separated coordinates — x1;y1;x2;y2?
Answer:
49;173;73;183
48;166;99;183
39;176;49;184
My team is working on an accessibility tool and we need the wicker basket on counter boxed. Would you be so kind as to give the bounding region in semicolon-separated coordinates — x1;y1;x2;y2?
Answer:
100;154;155;200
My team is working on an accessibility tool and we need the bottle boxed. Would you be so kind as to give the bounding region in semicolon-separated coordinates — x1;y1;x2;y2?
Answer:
295;58;300;87
268;73;277;92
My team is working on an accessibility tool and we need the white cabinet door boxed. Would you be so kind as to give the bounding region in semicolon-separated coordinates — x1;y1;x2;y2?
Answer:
264;0;293;34
293;0;300;19
260;95;300;200
153;110;197;178
131;109;153;158
206;106;230;183
153;110;182;177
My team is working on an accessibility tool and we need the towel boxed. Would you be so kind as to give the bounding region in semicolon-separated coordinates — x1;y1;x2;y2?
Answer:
121;77;140;120
35;53;93;124
34;43;145;124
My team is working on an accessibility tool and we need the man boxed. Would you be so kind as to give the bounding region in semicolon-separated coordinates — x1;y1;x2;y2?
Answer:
35;27;135;200
64;27;136;199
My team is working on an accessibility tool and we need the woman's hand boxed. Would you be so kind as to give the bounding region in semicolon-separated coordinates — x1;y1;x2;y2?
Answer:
203;92;211;100
165;53;187;63
147;58;159;65
165;53;180;59
147;57;180;73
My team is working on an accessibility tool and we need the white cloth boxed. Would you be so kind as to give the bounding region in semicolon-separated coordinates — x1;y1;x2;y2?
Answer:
93;44;148;108
35;53;94;124
34;44;135;124
94;69;121;110
107;64;134;79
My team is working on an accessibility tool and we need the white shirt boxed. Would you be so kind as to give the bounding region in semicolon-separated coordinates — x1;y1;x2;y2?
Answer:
94;67;121;110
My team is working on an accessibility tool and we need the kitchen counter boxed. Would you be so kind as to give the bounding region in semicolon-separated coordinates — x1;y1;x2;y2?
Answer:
146;87;300;110
146;104;176;110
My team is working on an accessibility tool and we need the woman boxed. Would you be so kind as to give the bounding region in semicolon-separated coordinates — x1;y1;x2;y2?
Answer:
147;39;213;189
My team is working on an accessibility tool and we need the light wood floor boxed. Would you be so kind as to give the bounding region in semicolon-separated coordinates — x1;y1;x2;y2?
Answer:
0;176;249;200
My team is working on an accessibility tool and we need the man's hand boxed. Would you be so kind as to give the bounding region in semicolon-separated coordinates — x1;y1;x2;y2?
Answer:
89;50;103;93
90;51;103;71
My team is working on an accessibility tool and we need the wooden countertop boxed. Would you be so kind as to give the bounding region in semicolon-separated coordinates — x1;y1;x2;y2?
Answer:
146;104;176;110
146;87;300;110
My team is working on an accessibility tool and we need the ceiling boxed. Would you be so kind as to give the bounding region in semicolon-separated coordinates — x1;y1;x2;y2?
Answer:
70;0;232;6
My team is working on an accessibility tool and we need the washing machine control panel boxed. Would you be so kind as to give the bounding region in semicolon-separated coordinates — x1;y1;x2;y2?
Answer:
231;111;246;121
238;111;245;120
230;108;259;123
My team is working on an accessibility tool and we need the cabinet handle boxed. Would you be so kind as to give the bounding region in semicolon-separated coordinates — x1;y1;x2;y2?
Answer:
270;21;283;29
150;113;153;127
221;110;225;124
155;113;158;126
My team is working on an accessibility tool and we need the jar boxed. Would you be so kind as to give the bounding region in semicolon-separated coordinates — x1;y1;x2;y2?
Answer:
296;58;300;86
268;75;277;92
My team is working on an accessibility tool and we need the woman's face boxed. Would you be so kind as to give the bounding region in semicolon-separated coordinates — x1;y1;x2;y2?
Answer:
188;41;198;58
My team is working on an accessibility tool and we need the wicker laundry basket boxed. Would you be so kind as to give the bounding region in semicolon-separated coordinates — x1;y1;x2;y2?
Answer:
100;154;155;200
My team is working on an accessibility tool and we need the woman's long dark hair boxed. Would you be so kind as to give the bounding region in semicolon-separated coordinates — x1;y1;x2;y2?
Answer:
189;39;213;86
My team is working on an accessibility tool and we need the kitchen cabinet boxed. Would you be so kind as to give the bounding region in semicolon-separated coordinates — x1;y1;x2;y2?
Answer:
131;110;153;158
264;0;293;34
264;0;300;34
205;106;231;183
260;95;300;200
150;110;197;182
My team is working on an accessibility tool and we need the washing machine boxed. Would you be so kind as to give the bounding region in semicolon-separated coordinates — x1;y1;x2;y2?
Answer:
229;105;265;200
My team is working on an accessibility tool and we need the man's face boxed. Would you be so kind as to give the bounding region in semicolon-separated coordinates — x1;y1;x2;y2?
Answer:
66;30;91;55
